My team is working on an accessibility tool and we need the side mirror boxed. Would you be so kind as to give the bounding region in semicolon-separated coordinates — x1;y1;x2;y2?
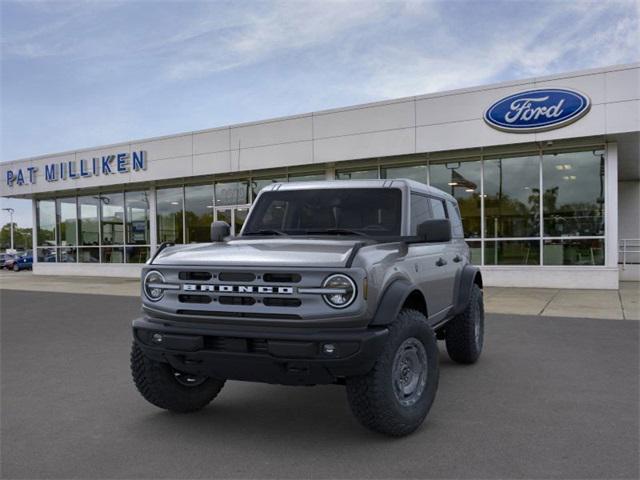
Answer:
417;219;451;243
210;221;231;242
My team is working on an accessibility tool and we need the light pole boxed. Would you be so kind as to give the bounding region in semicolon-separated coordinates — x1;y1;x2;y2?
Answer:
2;207;15;251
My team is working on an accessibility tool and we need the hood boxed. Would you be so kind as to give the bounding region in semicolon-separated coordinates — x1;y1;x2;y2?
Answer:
152;238;362;268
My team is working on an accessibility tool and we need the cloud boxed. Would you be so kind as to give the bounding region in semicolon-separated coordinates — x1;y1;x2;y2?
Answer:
351;0;639;100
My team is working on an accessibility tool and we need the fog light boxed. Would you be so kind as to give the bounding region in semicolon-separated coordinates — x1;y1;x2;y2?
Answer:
152;333;163;344
323;343;336;355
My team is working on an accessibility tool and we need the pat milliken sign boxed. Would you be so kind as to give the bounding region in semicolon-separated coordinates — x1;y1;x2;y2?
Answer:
484;88;591;133
5;151;147;187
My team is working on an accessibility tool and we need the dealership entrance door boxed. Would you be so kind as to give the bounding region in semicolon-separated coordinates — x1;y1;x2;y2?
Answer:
214;205;250;236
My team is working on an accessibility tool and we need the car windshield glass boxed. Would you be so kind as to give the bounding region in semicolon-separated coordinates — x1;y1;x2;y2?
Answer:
242;188;402;236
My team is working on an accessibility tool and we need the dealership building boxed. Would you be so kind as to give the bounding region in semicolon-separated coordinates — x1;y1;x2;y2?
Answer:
1;63;638;289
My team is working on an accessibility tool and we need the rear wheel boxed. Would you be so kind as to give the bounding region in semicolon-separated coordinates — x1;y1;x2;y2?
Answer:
445;283;484;364
12;263;19;272
131;342;225;413
346;309;439;436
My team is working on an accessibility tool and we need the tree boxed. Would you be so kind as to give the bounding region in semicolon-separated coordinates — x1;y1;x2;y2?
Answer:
0;223;32;251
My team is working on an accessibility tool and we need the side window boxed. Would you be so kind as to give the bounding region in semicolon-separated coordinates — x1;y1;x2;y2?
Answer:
447;200;464;238
429;198;447;220
410;194;432;234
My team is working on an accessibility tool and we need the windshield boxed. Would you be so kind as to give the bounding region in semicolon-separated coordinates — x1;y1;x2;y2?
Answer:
242;188;402;237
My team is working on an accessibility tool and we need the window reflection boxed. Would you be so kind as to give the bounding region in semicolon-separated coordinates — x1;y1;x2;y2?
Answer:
484;155;540;238
430;160;481;238
125;191;150;245
288;172;325;182
56;198;77;246
185;184;214;243
215;180;249;206
157;187;184;243
543;239;604;265
78;196;100;246
100;193;124;245
543;150;605;237
126;246;150;263
383;164;427;185
484;240;540;265
336;168;378;180
78;247;99;263
37;200;56;246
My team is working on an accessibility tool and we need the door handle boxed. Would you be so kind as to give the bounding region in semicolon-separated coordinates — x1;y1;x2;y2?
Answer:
436;257;447;267
453;255;462;263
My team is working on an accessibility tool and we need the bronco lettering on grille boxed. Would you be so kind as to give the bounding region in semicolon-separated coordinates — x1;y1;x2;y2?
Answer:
182;284;294;295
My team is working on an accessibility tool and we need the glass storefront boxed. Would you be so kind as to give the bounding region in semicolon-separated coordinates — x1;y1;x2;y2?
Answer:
125;190;150;263
185;184;214;243
156;187;183;244
37;189;151;264
430;159;482;239
33;146;607;267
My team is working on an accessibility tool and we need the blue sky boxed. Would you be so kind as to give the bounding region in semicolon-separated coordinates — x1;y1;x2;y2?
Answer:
1;0;639;228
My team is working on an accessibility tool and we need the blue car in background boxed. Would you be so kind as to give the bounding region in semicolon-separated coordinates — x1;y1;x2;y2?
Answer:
12;253;33;272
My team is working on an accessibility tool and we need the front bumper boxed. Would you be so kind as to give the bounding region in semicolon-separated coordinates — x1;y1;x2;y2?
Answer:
133;316;388;385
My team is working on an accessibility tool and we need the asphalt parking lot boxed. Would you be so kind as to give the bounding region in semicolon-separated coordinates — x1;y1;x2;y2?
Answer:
1;289;638;479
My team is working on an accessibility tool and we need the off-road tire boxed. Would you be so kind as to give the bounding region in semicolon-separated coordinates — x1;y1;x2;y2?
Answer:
345;309;439;436
131;342;225;413
445;283;484;364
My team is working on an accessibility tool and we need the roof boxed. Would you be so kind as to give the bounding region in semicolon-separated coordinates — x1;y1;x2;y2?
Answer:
261;179;457;202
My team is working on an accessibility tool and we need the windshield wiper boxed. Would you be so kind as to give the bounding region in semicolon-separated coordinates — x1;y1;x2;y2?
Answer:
306;228;368;237
243;229;287;236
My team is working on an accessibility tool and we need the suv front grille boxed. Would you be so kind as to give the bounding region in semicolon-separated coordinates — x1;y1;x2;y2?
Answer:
176;309;302;320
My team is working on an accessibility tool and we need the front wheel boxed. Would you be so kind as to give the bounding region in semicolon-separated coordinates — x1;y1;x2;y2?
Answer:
346;309;439;436
12;264;19;272
130;342;225;413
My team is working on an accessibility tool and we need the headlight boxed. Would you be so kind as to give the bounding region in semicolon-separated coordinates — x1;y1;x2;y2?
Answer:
322;274;356;309
143;270;166;302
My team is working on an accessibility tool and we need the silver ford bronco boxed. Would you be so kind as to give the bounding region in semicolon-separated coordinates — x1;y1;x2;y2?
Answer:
131;179;484;436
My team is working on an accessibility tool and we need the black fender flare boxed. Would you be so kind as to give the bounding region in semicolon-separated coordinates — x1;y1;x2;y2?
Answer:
370;278;417;326
453;265;483;315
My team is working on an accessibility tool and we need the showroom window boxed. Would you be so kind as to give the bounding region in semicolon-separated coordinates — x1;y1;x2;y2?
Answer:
36;199;57;262
288;172;325;182
77;195;100;263
100;193;124;263
185;184;214;243
483;155;540;238
382;164;428;185
336;167;378;180
542;150;605;238
125;190;151;263
429;159;482;239
214;180;250;206
156;187;184;244
541;149;605;266
56;197;77;263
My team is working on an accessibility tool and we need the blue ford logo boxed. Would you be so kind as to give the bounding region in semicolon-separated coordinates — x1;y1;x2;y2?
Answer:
484;88;591;132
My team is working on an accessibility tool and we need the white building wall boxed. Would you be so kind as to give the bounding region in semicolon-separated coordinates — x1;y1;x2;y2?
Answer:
6;63;640;288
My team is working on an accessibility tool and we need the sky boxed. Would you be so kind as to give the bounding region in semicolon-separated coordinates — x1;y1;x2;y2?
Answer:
1;0;639;228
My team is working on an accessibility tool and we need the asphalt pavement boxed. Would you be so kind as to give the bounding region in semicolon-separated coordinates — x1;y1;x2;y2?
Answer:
1;289;638;479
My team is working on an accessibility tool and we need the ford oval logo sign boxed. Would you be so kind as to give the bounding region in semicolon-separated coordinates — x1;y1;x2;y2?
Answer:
484;88;591;133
